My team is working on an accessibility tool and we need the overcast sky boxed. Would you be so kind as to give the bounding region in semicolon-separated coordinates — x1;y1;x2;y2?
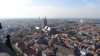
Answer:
0;0;100;19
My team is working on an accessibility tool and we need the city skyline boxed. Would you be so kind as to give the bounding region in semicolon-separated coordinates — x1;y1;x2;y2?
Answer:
0;0;100;19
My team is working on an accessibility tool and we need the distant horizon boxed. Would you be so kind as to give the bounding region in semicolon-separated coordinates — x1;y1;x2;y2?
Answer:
0;17;100;20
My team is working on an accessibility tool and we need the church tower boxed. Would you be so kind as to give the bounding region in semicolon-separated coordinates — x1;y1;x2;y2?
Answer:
44;17;47;26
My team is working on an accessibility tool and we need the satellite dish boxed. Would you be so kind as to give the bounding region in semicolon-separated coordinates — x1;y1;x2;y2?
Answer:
35;26;39;30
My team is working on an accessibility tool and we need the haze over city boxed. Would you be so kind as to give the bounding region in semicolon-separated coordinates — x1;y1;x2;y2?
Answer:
0;0;100;56
0;0;100;19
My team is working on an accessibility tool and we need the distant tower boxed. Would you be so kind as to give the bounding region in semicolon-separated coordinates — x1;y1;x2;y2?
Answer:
80;19;84;24
44;17;47;26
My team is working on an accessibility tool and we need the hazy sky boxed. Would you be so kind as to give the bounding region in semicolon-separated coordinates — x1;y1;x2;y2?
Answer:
0;0;100;18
